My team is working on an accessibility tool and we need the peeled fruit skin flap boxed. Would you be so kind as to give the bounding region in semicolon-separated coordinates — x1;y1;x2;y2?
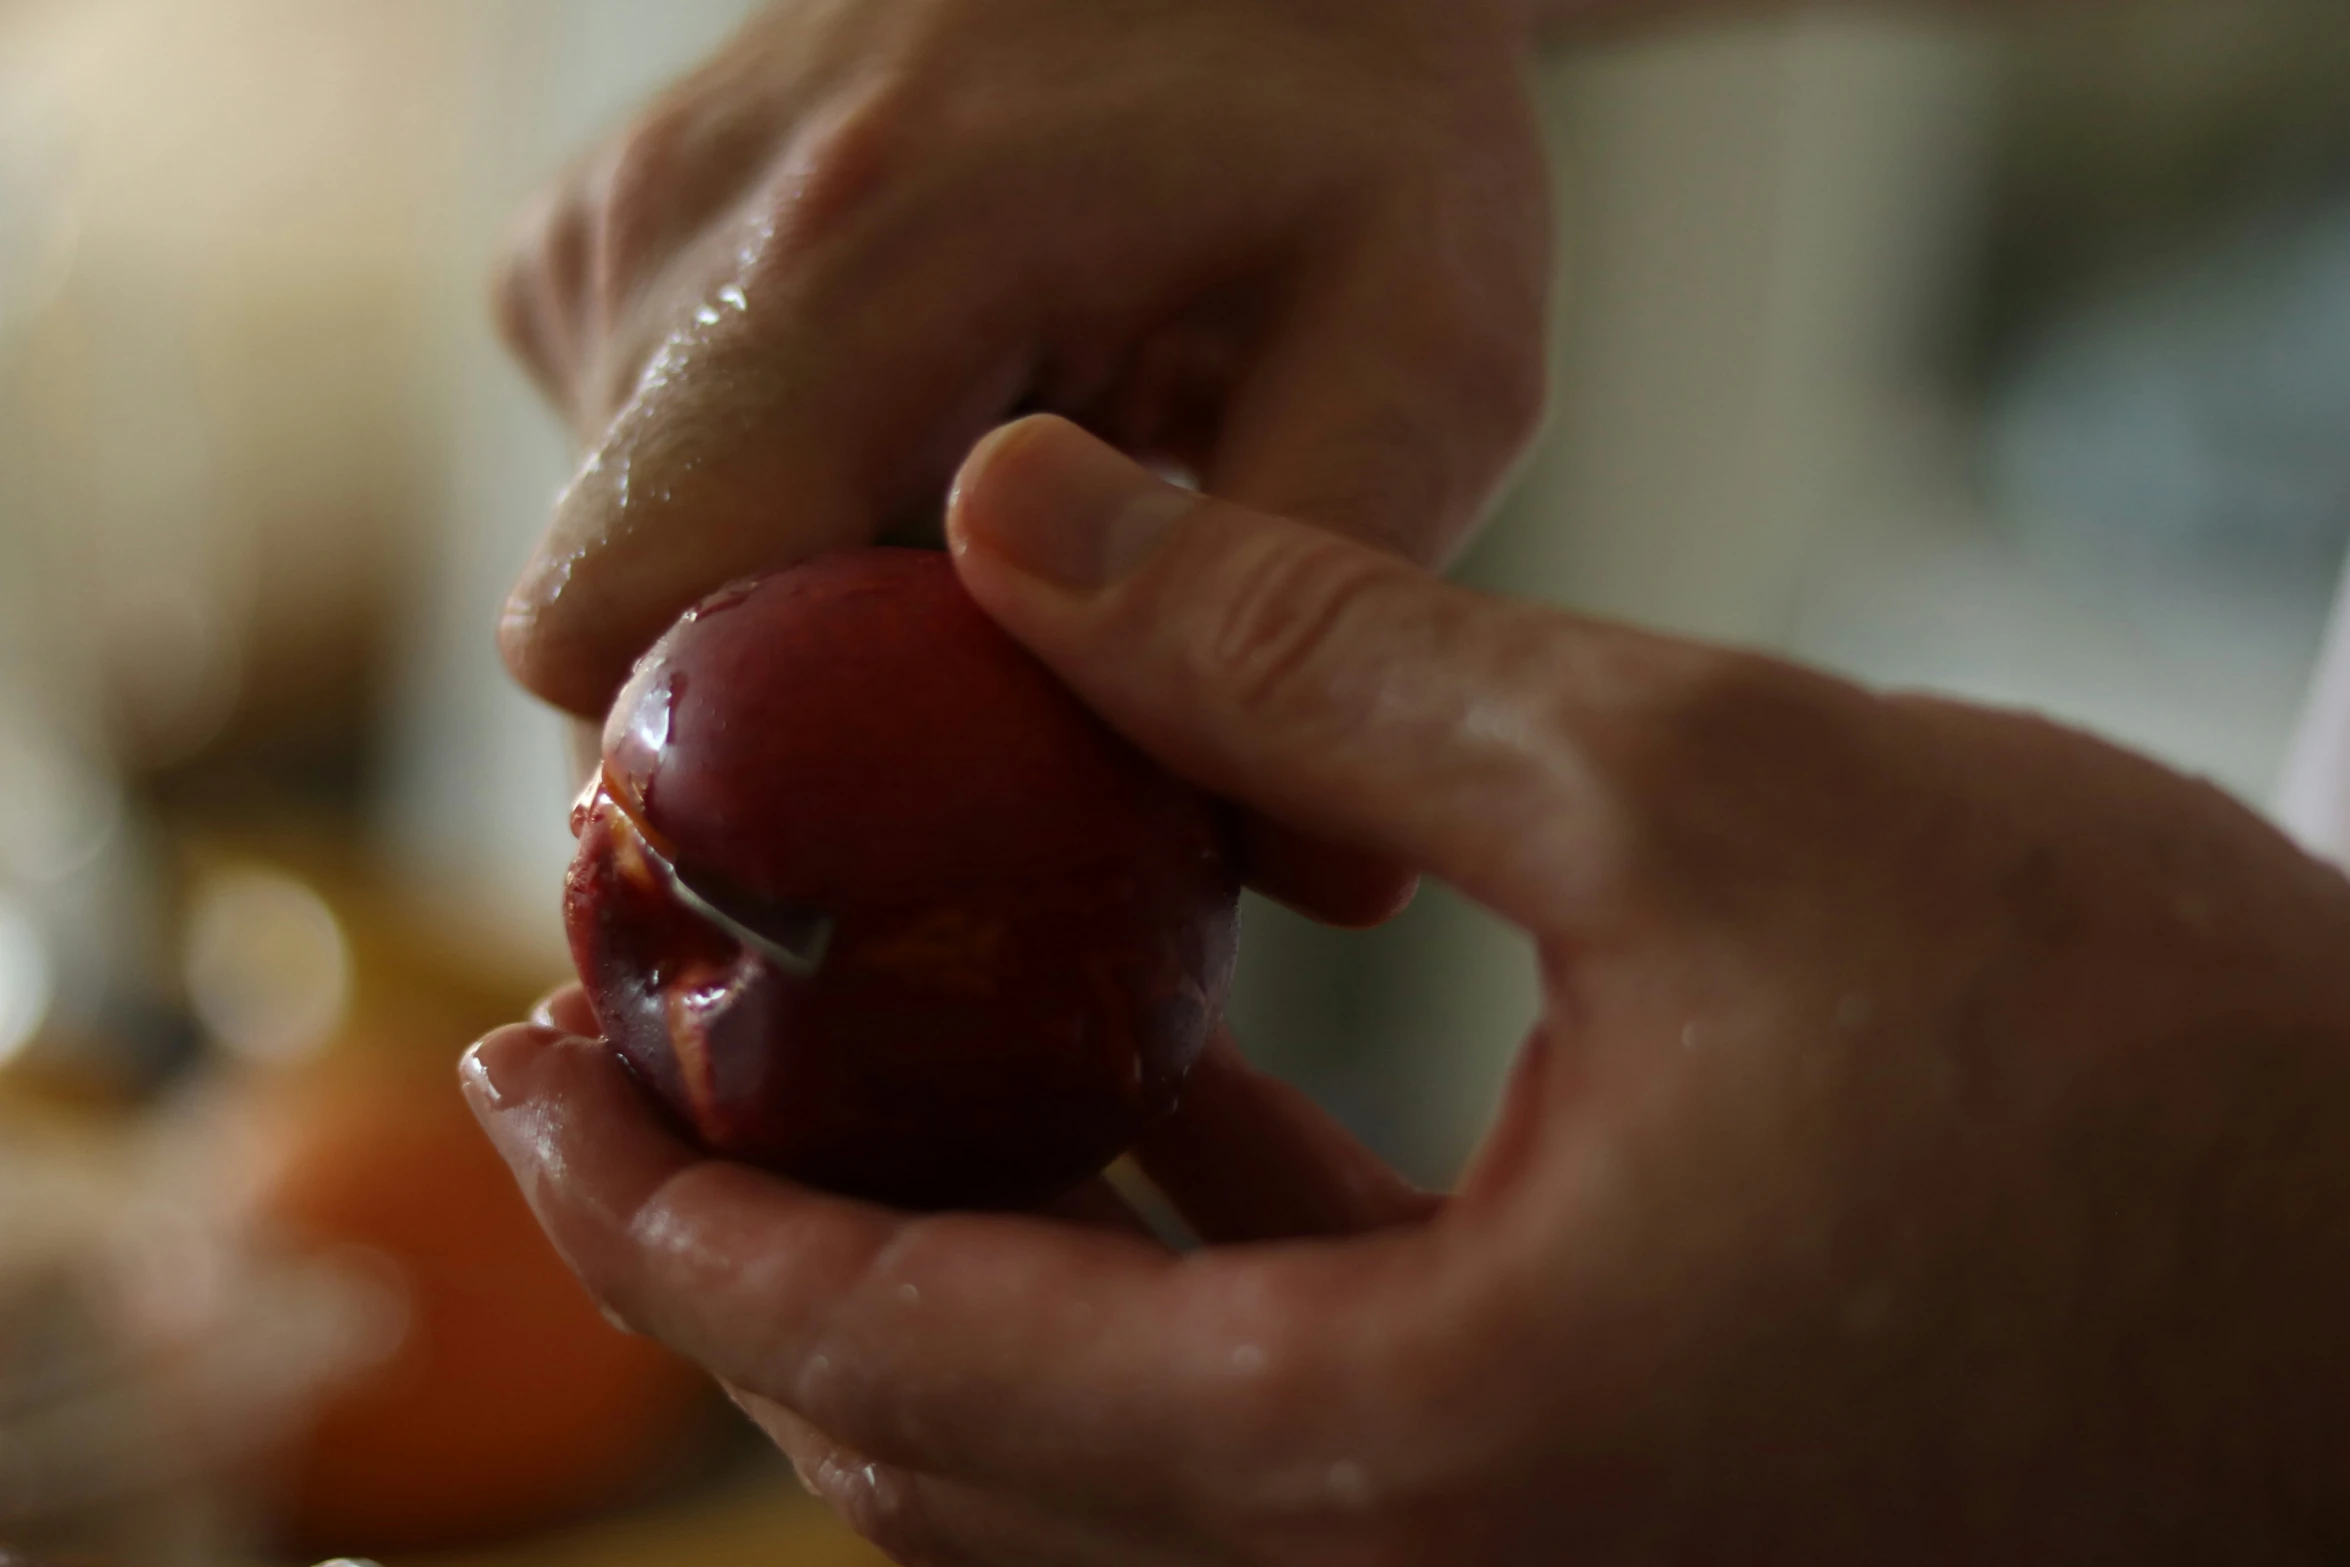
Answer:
564;549;1241;1209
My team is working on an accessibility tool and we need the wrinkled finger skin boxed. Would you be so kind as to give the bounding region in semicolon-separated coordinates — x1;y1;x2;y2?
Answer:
467;415;2350;1565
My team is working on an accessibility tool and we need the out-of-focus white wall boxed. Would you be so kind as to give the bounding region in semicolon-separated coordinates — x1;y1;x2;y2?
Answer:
1;0;471;764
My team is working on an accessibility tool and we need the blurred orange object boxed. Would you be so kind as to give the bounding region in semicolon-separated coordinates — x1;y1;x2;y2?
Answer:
240;1055;711;1554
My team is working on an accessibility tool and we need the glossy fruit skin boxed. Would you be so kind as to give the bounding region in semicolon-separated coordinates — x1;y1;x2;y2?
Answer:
565;549;1239;1209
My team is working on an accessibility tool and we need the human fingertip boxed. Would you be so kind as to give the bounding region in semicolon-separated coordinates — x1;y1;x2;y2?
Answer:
948;414;1198;593
1279;865;1419;931
500;511;583;663
528;982;599;1036
495;583;615;720
946;412;1059;534
458;1023;569;1119
494;589;545;691
498;438;652;717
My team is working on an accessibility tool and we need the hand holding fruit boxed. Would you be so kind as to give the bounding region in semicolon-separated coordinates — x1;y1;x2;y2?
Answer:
489;0;1550;801
469;417;2350;1563
565;550;1237;1208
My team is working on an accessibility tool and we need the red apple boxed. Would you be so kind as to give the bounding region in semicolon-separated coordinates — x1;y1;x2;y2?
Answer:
564;549;1240;1208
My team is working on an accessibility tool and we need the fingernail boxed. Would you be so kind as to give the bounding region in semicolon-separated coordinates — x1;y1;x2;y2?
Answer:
953;415;1197;590
457;1039;509;1114
458;1026;551;1116
528;982;600;1036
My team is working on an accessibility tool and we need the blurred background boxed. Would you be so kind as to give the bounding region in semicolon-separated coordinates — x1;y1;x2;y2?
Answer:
1;0;2346;1560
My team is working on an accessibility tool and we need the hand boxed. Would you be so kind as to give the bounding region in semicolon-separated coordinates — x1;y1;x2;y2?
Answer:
493;0;1551;723
466;417;2350;1563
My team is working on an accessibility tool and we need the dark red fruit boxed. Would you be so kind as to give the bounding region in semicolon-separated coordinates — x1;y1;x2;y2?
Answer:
563;549;1239;1208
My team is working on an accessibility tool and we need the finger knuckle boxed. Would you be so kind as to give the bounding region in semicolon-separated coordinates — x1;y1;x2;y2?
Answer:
746;81;911;283
1187;531;1408;733
1642;650;1866;776
592;105;697;305
1472;321;1548;458
1281;401;1461;564
1418;269;1547;470
1381;180;1551;472
491;190;594;365
487;234;536;352
1606;649;1882;878
541;194;596;320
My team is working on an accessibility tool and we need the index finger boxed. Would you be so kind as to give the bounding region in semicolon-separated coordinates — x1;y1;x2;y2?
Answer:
499;181;1028;718
459;1023;1449;1518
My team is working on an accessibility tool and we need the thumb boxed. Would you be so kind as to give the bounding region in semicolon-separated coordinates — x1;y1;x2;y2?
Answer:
947;415;1663;932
